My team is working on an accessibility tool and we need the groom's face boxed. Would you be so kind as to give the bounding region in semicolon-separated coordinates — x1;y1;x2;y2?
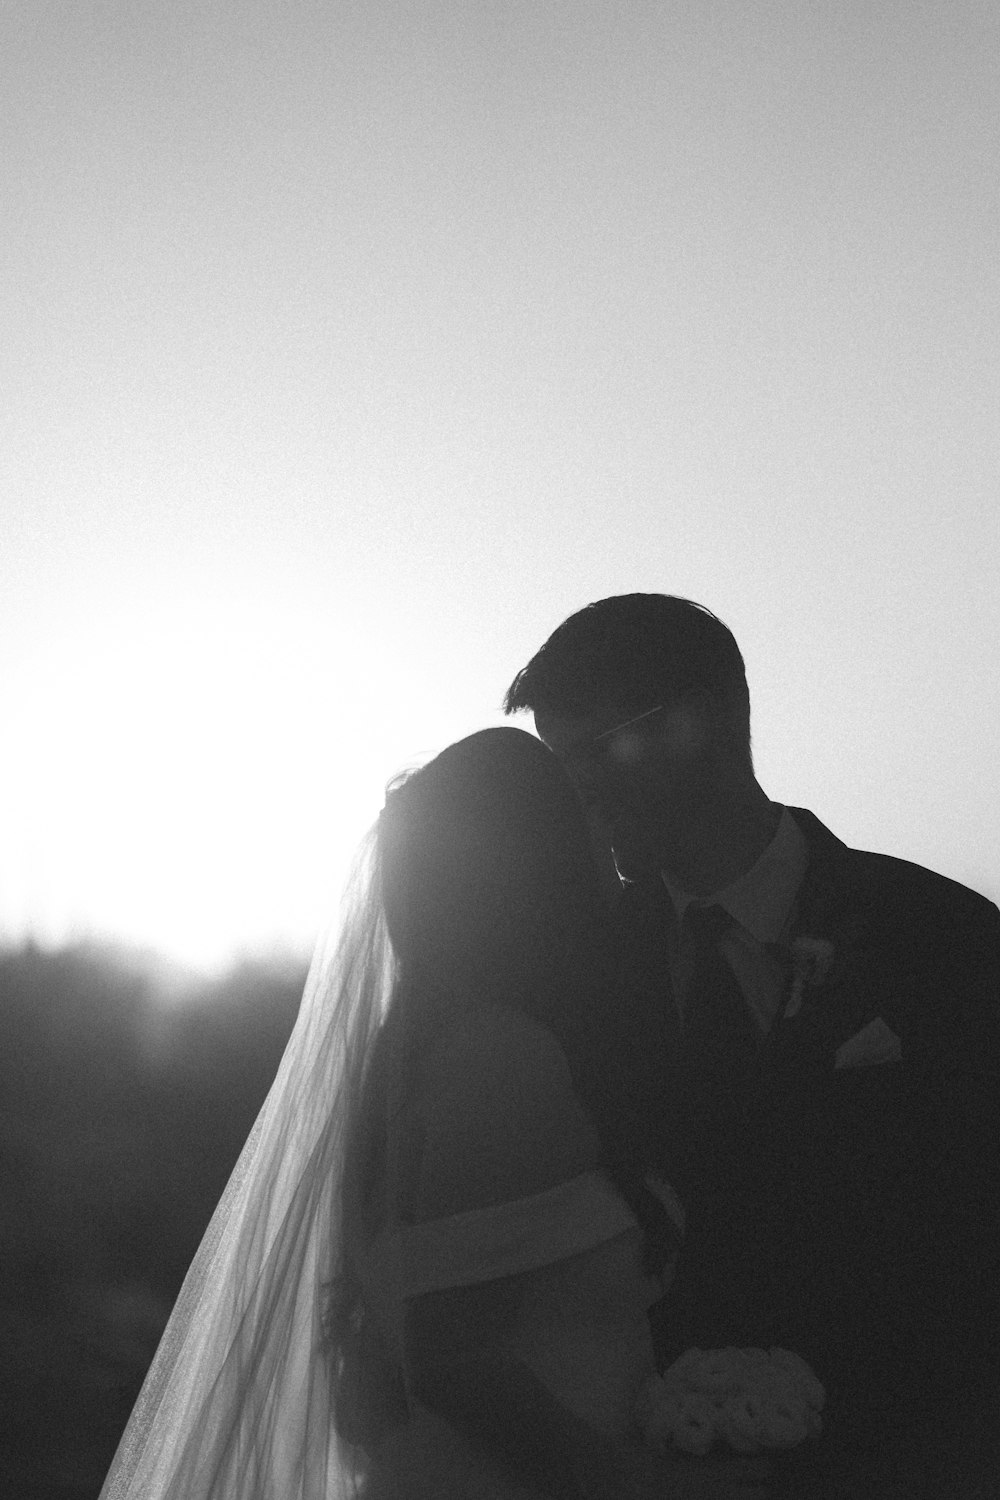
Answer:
534;697;708;882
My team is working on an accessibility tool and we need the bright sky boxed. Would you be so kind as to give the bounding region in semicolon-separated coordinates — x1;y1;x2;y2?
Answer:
3;0;998;971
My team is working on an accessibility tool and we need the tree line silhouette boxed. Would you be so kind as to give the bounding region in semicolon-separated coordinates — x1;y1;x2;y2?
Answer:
0;938;308;1499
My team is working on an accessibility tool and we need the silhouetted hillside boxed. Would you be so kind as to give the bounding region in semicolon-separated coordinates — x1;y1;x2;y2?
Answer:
0;940;307;1499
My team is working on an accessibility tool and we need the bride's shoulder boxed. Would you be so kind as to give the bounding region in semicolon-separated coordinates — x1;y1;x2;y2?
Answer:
412;1001;600;1214
426;999;572;1090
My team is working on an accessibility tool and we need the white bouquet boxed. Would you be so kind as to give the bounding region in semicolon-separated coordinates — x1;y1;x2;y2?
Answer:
636;1347;825;1457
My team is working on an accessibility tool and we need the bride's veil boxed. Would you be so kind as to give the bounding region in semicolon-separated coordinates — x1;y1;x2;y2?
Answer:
99;822;395;1500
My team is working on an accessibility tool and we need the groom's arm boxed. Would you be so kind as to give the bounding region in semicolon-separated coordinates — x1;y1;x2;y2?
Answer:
928;901;1000;1481
880;894;1000;1481
909;900;1000;1367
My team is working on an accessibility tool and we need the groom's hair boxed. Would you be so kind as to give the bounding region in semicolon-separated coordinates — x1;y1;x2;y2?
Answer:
503;593;752;760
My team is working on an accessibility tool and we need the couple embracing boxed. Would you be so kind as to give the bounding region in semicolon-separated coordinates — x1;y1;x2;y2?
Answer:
101;594;999;1500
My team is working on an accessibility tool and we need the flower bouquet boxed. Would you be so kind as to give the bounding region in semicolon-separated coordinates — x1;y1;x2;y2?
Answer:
636;1347;825;1457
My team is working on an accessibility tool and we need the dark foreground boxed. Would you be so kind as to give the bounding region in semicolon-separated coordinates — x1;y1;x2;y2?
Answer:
0;941;304;1499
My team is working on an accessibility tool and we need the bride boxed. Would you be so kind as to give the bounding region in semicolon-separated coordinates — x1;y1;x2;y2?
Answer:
99;728;767;1500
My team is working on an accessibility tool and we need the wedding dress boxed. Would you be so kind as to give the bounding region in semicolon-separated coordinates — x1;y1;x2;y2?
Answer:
98;823;682;1500
359;998;679;1497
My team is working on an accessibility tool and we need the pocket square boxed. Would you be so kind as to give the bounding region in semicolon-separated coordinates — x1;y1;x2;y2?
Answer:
834;1017;902;1070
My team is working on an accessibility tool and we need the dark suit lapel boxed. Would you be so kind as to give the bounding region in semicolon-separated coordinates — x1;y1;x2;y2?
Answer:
754;807;882;1092
610;814;895;1161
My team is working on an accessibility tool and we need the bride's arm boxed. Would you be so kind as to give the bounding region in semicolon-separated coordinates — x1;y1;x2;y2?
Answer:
407;1279;769;1500
405;1270;662;1500
399;1008;766;1500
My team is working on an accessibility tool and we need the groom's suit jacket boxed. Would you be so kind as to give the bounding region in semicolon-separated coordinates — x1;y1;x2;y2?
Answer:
577;807;1000;1496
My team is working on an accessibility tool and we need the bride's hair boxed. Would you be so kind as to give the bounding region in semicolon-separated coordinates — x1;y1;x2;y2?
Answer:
326;727;602;1466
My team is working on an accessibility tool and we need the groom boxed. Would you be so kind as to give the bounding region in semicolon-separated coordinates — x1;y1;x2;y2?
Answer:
504;593;1000;1498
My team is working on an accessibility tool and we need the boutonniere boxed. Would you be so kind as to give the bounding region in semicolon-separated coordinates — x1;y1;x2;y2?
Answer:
774;936;836;1019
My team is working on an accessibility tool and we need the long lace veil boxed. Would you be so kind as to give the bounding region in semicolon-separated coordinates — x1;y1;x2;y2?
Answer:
99;822;394;1500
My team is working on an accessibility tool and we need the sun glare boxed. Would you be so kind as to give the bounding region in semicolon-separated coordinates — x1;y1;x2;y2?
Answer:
3;598;427;972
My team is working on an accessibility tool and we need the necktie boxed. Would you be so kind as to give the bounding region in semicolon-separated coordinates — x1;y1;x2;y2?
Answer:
681;904;759;1085
657;909;764;1359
